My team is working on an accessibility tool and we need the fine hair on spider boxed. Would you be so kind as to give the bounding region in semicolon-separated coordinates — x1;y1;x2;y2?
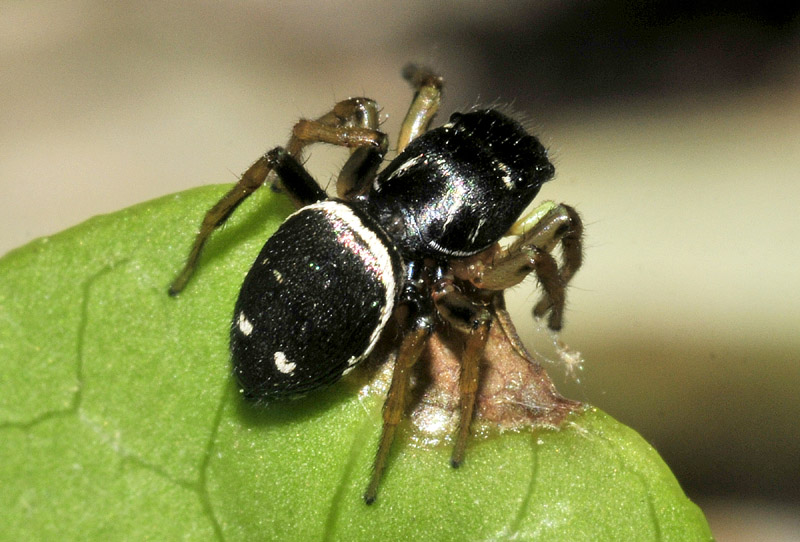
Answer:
169;64;583;504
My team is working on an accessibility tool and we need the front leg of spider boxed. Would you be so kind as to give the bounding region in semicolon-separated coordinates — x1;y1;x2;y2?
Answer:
459;202;584;331
365;264;493;504
430;273;492;467
365;276;434;504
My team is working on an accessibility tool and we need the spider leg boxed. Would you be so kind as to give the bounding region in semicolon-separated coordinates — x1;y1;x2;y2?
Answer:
510;202;583;287
528;204;583;323
169;98;387;295
463;203;583;331
431;277;492;467
397;64;443;152
169;148;327;295
365;303;433;505
279;97;386;203
285;97;381;159
289;97;386;198
336;145;385;199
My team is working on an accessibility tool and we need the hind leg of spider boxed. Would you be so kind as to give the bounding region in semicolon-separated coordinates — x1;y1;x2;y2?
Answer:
168;99;387;295
168;148;328;295
365;304;433;505
397;64;443;152
461;203;583;331
431;276;492;467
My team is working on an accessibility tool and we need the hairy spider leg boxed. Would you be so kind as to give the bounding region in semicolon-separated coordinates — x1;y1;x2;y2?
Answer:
168;98;386;295
397;63;443;153
365;302;433;505
431;276;493;467
462;203;584;331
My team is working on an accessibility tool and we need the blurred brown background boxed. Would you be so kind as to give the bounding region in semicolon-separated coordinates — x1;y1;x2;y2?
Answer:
2;2;798;540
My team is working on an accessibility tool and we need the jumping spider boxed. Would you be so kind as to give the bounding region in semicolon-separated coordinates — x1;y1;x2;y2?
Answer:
169;64;583;503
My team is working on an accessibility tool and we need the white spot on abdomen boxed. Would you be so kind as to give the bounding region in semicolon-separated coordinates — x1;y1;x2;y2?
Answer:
237;312;253;336
274;351;296;374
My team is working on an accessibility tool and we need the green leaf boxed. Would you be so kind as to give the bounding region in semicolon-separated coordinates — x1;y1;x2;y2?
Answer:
0;186;712;540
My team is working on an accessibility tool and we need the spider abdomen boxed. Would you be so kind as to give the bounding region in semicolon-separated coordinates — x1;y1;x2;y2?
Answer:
230;201;401;399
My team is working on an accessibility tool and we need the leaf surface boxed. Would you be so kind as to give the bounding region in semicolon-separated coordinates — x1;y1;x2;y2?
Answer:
0;186;712;540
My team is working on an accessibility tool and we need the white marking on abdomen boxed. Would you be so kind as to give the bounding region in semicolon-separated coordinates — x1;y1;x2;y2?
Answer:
295;201;398;369
274;351;296;374
237;312;253;336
